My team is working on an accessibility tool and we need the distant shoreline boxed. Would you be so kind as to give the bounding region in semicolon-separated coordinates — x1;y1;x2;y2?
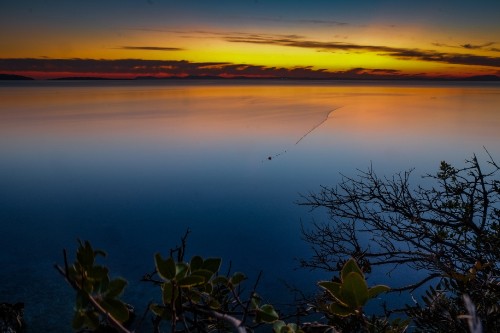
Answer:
1;73;500;82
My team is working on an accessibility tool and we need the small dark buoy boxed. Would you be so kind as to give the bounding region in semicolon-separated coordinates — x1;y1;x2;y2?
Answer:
268;156;272;160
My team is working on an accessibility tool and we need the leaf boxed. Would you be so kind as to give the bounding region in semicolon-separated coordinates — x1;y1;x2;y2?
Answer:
77;241;95;268
230;272;246;285
76;291;89;309
340;272;369;308
155;253;176;280
94;249;107;258
106;278;128;298
178;275;205;288
318;281;343;301
150;303;164;317
251;293;262;308
101;298;129;323
190;256;204;271
72;311;85;330
212;276;229;285
161;281;178;304
209;299;221;309
83;310;100;329
191;269;215;282
88;265;109;280
341;258;364;281
175;263;189;279
202;258;222;273
329;302;355;317
256;304;279;323
273;320;286;333
367;284;390;299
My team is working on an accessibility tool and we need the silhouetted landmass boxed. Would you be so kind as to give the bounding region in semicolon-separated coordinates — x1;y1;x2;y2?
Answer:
134;74;500;81
461;75;500;81
0;74;34;80
2;74;499;81
51;76;115;80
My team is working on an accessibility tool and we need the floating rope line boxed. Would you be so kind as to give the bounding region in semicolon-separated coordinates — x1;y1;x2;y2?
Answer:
264;106;342;162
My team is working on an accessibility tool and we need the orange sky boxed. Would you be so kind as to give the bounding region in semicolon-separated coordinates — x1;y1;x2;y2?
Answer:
1;1;499;79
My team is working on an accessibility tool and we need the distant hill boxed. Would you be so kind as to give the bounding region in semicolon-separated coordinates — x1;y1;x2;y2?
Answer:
461;75;500;81
51;76;114;80
0;74;34;80
2;73;499;81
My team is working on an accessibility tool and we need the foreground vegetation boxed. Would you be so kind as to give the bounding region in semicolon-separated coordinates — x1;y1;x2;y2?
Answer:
54;152;499;332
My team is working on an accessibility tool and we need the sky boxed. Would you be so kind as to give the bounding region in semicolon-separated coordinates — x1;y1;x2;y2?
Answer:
1;0;500;79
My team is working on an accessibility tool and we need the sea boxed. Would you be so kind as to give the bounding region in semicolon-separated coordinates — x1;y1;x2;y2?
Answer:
0;80;499;331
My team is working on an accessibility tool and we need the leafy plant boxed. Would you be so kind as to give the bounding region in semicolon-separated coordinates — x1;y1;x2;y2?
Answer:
55;240;131;332
318;258;390;317
146;251;279;332
57;232;279;333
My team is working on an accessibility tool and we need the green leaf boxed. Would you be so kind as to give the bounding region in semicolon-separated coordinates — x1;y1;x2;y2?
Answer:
88;265;109;280
72;311;85;330
256;304;279;323
318;281;343;301
204;281;213;294
75;291;89;309
329;302;355;317
230;272;246;285
179;275;205;288
341;258;364;281
95;275;110;294
83;310;100;329
106;278;127;298
251;293;262;309
155;253;176;280
161;281;178;304
94;249;107;258
82;279;94;294
367;284;390;299
202;258;222;273
190;256;204;271
77;241;95;268
187;289;202;303
212;276;229;285
209;299;221;309
273;320;286;333
101;298;129;323
191;269;215;282
340;272;369;308
175;262;189;279
150;303;164;317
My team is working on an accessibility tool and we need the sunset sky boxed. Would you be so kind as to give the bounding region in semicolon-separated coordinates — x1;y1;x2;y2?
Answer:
1;0;500;79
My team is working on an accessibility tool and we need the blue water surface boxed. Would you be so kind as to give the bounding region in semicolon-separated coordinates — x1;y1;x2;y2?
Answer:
1;80;499;331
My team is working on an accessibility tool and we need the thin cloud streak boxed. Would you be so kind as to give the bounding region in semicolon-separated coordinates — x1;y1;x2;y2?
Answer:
224;34;500;68
243;16;349;26
119;46;184;51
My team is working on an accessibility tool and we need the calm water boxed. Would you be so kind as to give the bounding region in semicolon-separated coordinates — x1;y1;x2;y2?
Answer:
1;80;499;331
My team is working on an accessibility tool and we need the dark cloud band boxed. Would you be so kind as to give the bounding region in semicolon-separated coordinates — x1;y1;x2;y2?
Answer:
0;58;409;79
119;46;183;51
224;34;500;68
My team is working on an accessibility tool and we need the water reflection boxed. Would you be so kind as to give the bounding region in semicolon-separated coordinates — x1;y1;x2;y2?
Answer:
0;81;499;330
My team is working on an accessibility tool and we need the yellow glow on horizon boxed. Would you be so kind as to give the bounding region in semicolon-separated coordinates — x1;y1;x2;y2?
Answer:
1;23;496;79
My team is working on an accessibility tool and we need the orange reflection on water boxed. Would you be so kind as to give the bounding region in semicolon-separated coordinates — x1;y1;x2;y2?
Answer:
1;82;499;153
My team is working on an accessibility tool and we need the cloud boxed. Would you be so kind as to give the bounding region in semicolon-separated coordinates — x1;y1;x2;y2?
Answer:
224;34;500;68
433;41;499;52
248;16;349;26
119;46;184;51
0;58;411;79
460;42;495;50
